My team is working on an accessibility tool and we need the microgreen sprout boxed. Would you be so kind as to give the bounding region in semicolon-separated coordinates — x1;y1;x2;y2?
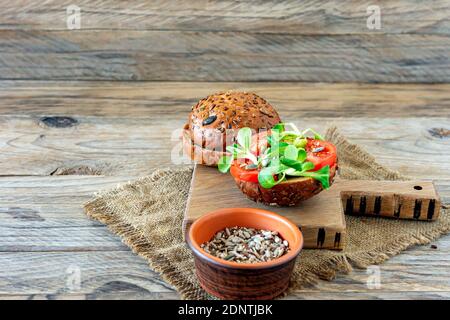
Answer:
218;124;331;189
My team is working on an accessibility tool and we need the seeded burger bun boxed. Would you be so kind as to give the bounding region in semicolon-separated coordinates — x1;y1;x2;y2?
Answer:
183;92;281;166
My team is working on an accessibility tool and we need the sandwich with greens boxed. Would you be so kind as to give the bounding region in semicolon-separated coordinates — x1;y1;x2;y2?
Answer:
218;123;338;206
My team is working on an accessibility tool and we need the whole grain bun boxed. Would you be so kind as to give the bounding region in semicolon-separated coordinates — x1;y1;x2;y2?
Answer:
182;124;223;166
183;91;281;166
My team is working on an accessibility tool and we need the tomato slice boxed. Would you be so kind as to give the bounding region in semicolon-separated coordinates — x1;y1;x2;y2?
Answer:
230;161;259;183
240;134;337;182
305;139;337;171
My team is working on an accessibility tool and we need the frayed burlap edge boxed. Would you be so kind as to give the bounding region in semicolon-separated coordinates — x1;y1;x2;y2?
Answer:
84;127;450;300
283;206;450;294
85;170;210;300
325;126;406;181
278;126;450;296
328;124;449;267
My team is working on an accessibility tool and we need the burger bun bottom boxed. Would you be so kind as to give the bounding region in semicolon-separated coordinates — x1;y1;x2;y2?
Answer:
234;164;337;206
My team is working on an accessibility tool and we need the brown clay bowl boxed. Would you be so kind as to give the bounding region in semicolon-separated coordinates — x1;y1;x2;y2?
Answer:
186;208;303;300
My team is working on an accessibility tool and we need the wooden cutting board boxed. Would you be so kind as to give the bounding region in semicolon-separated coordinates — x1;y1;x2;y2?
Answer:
183;165;441;250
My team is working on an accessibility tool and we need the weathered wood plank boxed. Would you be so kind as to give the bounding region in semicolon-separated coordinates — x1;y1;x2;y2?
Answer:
0;226;129;252
1;115;449;181
0;31;448;82
0;292;180;300
0;175;448;252
290;236;450;298
0;0;448;298
1;1;449;35
0;128;448;295
0;81;449;177
0;176;447;221
0;175;132;251
0;78;449;298
1;81;449;117
1;235;449;298
284;291;450;300
1;290;449;300
0;251;178;298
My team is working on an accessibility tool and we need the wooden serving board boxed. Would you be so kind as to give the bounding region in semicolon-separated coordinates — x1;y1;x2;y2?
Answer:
183;165;441;250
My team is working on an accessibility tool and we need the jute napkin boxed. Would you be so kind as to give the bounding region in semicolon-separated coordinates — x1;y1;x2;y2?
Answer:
84;127;450;299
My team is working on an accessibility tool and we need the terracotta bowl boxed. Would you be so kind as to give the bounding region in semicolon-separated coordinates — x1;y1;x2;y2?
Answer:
186;208;303;300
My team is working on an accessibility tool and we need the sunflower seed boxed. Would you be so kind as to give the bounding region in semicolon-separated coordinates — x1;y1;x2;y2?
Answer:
312;147;324;153
200;226;291;264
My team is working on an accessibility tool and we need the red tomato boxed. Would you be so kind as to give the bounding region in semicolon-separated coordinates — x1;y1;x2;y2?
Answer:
305;139;337;171
230;161;259;183
250;130;270;155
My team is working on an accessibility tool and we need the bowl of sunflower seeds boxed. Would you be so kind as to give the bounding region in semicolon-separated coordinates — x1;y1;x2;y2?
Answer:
186;207;303;300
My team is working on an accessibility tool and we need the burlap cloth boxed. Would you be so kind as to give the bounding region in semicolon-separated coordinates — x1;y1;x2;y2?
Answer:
84;127;450;299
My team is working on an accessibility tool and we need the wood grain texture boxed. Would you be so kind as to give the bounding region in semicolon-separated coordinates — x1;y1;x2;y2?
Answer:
0;251;178;298
1;0;449;83
0;78;449;299
1;30;449;82
1;237;450;299
1;115;449;184
186;169;441;251
0;0;449;300
1;81;449;117
0;175;137;252
0;81;449;178
0;175;446;254
1;0;449;35
338;180;441;220
184;165;346;250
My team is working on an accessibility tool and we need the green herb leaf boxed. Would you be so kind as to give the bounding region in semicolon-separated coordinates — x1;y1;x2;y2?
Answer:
314;133;324;140
218;155;233;173
225;146;257;164
267;132;278;146
295;165;330;189
280;157;303;171
276;172;286;184
272;123;285;132
278;141;289;150
294;137;307;148
297;148;307;162
258;167;277;189
258;164;289;189
284;145;298;161
301;161;315;171
280;133;298;141
276;122;301;134
267;129;289;152
237;127;252;150
267;130;281;166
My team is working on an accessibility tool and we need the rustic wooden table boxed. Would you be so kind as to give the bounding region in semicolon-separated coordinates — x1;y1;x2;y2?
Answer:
0;1;449;299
